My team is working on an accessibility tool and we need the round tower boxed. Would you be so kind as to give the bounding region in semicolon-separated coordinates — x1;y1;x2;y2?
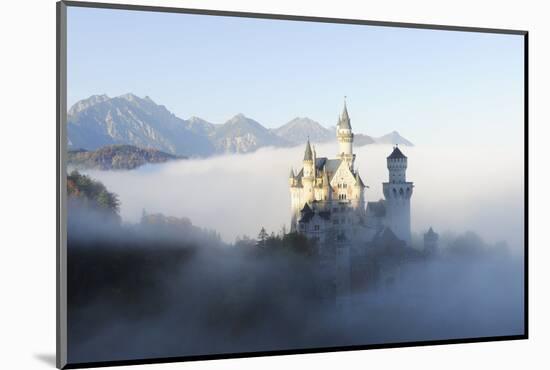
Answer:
302;139;315;203
337;99;355;168
382;146;413;245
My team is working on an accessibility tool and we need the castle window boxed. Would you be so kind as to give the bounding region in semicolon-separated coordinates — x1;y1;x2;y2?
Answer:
343;184;347;188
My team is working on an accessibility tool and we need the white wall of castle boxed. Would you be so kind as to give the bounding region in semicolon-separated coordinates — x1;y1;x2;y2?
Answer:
290;157;365;234
383;156;413;244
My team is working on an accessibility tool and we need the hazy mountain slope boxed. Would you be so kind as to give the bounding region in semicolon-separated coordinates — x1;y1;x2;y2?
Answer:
211;114;290;153
67;94;215;156
273;117;333;145
375;131;414;146
182;116;218;136
68;93;413;158
354;133;376;146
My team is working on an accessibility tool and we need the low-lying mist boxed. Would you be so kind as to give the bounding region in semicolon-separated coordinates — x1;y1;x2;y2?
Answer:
82;142;524;250
67;205;524;364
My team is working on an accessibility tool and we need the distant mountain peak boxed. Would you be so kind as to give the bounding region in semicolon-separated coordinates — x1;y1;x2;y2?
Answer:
375;131;414;146
226;114;262;127
68;93;413;159
68;94;111;115
231;113;247;120
119;92;140;101
274;117;332;145
67;93;215;157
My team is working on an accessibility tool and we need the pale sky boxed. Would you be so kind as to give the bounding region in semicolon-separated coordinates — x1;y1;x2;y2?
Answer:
67;6;524;145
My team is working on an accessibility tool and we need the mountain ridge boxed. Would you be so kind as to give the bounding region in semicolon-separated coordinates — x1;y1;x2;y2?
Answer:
68;93;414;157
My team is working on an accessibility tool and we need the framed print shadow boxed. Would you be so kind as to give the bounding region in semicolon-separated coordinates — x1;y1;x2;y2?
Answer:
56;1;528;368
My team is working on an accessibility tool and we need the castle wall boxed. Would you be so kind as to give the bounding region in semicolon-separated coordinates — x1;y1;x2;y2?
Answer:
383;182;413;244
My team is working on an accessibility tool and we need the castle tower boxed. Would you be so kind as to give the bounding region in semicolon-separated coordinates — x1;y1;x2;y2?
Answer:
424;227;439;254
337;99;355;169
302;139;315;203
382;146;413;244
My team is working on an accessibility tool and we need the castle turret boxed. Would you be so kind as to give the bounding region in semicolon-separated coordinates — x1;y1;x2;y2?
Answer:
424;227;439;254
302;139;315;203
289;167;295;186
382;146;413;245
337;99;355;168
303;139;314;177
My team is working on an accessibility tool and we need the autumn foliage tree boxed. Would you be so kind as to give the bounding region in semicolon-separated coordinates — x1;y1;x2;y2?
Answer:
67;170;120;221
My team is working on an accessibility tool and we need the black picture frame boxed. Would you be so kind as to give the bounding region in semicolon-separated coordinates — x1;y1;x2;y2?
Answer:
56;1;529;368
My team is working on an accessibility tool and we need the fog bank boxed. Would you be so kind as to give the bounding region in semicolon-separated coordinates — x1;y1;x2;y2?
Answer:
83;142;524;249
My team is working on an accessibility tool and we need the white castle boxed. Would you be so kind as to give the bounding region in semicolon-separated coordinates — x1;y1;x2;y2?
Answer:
289;101;413;246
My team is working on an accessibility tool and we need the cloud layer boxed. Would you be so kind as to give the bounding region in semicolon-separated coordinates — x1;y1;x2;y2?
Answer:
83;142;524;250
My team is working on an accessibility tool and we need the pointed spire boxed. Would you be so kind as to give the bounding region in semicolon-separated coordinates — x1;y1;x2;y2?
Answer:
388;146;407;159
303;138;313;161
339;97;351;129
289;167;295;178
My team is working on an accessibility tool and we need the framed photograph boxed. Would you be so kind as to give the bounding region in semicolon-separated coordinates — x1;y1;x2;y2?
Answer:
57;1;528;368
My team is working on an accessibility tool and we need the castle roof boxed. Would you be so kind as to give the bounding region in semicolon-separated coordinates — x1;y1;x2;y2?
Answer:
338;100;352;130
298;202;332;224
425;227;438;238
294;157;342;184
388;146;407;160
379;227;399;241
299;202;314;223
301;202;313;214
323;158;342;176
304;139;313;161
373;227;405;247
367;200;386;217
315;157;326;170
289;167;295;178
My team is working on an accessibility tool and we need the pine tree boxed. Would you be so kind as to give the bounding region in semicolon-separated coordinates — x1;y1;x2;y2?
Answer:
257;227;268;247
